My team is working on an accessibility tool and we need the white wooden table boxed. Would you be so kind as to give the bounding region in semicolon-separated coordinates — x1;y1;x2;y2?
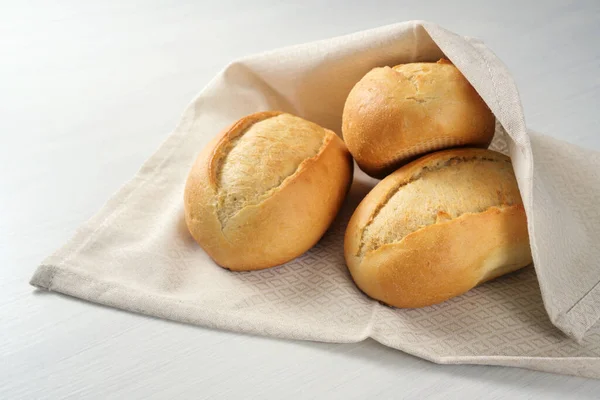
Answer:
2;1;599;398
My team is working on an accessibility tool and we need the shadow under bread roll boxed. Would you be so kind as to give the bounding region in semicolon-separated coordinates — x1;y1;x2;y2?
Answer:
342;59;495;178
344;148;533;308
184;111;353;271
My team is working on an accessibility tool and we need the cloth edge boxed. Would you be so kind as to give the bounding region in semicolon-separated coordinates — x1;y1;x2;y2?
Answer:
30;264;368;344
555;281;600;342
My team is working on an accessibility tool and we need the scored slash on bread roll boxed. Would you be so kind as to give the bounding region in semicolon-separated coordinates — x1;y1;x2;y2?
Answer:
344;148;533;308
184;111;353;271
342;59;495;178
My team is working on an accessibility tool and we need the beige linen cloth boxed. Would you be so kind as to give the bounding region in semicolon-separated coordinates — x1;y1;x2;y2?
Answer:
31;21;600;378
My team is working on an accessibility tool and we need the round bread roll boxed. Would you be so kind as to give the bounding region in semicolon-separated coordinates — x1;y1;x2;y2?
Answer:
342;59;495;178
344;148;532;308
184;111;353;271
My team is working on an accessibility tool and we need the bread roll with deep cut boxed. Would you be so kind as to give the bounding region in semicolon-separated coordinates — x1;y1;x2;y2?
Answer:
184;111;353;271
342;59;495;178
344;148;532;308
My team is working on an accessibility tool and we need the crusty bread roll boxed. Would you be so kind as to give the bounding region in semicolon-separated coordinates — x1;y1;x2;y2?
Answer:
184;111;353;271
344;148;532;308
342;59;495;178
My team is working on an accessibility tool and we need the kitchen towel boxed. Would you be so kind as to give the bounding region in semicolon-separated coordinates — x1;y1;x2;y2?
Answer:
31;20;600;378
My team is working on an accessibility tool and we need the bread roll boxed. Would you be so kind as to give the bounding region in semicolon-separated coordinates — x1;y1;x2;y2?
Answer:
184;111;353;271
344;148;532;308
342;59;495;178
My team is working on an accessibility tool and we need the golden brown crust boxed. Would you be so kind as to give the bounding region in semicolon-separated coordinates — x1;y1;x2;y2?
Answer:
342;59;495;178
184;111;353;271
344;148;533;308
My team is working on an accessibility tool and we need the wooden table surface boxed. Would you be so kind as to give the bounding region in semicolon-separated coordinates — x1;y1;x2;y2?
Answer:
2;0;599;398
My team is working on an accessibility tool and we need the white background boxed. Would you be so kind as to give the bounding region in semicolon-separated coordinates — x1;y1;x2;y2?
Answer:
2;0;599;398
